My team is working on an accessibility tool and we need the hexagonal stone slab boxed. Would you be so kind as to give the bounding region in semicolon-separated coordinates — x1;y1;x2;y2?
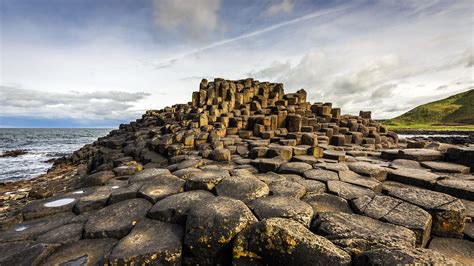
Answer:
215;175;269;203
22;195;79;220
421;161;470;173
83;170;115;187
109;219;183;265
390;159;423;169
74;187;114;214
268;180;306;198
398;149;444;161
302;193;353;214
347;162;388;181
129;168;172;183
0;212;76;242
108;183;143;204
184;170;229;191
323;150;345;161
327;180;375;200
339;171;382;192
278;162;313;175
434;178;474;200
148;190;215;224
36;223;84;245
354;247;460;265
385;186;466;238
138;176;185;203
184;197;257;265
352;195;432;247
233;218;351;265
41;238;117;265
429;237;474;265
303;169;339;182
313;212;416;252
248;196;314;227
84;198;152;239
0;241;59;266
387;168;440;189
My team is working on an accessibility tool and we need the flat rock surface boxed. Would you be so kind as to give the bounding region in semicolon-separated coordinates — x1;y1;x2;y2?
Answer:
109;219;184;265
313;212;416;252
41;238;117;265
354;247;460;265
84;198;152;239
387;168;440;189
248;196;314;227
421;161;471;173
347;162;387;181
327;180;375;200
233;218;351;266
0;241;59;265
302;193;353;214
215;175;269;203
429;237;474;265
398;149;444;161
303;169;339;182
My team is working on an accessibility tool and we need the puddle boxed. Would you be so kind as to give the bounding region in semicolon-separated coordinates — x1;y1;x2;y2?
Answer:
44;198;75;207
14;225;29;232
111;186;120;189
73;190;85;194
61;255;88;266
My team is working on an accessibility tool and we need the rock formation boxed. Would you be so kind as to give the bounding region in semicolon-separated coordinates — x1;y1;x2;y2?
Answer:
0;78;473;265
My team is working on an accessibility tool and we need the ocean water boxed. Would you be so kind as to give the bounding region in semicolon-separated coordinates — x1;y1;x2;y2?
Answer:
0;128;112;181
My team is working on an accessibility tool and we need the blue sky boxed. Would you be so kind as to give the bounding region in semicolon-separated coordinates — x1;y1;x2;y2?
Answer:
1;0;473;128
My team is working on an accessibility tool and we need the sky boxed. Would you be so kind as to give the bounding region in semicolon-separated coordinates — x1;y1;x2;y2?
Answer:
0;0;473;128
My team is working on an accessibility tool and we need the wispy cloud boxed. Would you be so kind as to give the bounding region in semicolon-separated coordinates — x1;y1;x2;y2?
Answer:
264;0;294;17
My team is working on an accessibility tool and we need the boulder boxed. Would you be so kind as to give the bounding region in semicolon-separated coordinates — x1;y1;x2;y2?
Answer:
232;218;351;266
109;219;183;265
313;212;416;253
209;148;231;162
184;197;257;265
248;196;314;227
215;175;269;203
84;198;152;239
148;190;215;224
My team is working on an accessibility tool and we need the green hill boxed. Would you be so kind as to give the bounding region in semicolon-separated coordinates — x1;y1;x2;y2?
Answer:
384;89;474;130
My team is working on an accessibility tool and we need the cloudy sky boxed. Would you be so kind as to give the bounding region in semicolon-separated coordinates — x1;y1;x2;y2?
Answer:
1;0;473;127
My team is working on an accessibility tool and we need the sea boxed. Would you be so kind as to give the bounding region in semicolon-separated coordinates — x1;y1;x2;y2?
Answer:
0;128;112;181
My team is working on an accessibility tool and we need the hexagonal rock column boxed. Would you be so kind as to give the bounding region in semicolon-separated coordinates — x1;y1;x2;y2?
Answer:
232;218;351;265
183;196;257;265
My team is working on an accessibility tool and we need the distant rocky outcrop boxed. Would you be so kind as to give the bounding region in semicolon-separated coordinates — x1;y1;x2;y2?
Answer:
0;149;27;158
0;78;472;265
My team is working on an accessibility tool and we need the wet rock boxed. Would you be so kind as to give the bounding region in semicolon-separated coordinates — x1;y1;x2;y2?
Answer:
268;180;306;198
387;168;440;189
385;186;466;237
258;157;285;173
429;237;474;265
347;162;387;181
278;162;313;175
22;195;78;220
84;198;152;239
148;190;215;224
215;175;269;203
352;195;432;247
248;196;314;227
36;223;83;245
209;148;231;162
184;170;229;191
232;218;351;266
398;148;444;161
108;183;142;204
302;193;353;214
41;238;117;265
313;212;416;253
0;212;76;242
184;196;257;265
303;169;339;182
0;241;59;266
109;219;183;265
83;171;115;187
354;247;460;265
327;180;375;200
137;176;185;203
421;161;470;173
74;187;113;214
434;178;474;200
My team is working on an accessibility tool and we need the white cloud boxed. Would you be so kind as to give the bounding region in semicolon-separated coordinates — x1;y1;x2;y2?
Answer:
152;0;222;40
0;86;151;121
264;0;294;17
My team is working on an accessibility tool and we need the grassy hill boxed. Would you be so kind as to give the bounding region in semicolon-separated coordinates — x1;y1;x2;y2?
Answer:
384;89;474;130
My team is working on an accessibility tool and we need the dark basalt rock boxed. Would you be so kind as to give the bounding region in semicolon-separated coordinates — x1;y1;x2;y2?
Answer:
353;247;460;265
428;237;474;265
41;238;117;265
84;198;152;239
302;193;353;214
0;241;59;266
303;168;339;182
36;222;84;245
215;175;269;203
233;218;351;266
109;219;184;265
248;196;314;227
183;196;257;265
